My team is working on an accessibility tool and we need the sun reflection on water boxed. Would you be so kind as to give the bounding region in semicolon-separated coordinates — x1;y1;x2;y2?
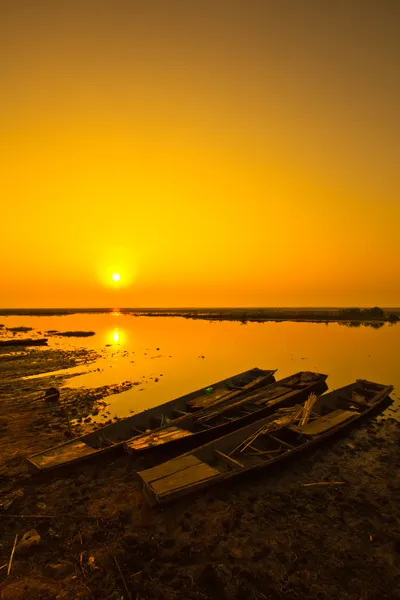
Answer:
107;326;126;345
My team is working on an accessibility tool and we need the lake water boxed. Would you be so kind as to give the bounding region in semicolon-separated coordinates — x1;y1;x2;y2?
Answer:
2;313;399;419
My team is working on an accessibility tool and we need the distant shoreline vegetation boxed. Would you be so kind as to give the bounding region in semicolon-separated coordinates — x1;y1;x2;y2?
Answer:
131;306;399;326
47;330;96;337
0;306;398;325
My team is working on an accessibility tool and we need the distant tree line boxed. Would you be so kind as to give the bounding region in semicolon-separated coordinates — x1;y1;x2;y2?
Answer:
339;321;385;329
338;307;398;322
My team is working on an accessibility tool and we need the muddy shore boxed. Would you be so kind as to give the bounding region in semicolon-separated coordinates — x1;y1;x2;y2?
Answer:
1;347;400;600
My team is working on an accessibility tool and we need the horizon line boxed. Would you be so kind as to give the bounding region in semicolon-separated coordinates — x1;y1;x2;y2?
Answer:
1;306;400;311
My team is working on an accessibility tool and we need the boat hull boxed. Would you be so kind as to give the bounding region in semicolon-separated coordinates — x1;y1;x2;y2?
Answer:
137;379;394;506
26;367;276;473
124;372;328;459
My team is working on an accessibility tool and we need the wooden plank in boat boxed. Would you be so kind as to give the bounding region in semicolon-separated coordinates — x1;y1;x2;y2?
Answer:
150;462;220;498
187;388;232;408
257;387;300;406
138;455;220;504
240;375;272;389
125;426;192;452
285;372;318;387
244;385;292;404
139;455;203;483
30;441;98;470
246;387;300;407
290;410;359;437
187;375;271;409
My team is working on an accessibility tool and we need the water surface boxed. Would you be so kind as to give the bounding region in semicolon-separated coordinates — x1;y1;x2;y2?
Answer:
2;313;399;418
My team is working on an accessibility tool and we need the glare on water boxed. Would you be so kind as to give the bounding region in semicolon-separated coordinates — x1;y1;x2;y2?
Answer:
2;314;399;420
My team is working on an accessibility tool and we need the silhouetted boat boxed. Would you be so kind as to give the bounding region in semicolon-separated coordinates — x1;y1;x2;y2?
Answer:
124;371;328;456
136;379;393;506
26;367;276;472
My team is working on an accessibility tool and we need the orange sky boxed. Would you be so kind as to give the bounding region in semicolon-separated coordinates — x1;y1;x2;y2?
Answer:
1;0;399;308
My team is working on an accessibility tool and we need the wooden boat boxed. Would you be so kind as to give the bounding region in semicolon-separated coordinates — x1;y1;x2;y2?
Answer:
26;367;276;473
136;379;393;506
0;338;48;347
124;371;328;456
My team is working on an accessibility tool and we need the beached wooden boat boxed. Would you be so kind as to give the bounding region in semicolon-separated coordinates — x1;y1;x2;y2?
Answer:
124;371;328;456
136;379;393;506
26;367;276;472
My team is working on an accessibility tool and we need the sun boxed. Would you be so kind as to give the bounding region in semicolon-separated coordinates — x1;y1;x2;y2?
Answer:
112;273;121;282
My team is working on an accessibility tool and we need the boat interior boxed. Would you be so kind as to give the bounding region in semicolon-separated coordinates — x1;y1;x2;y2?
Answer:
124;379;393;505
26;367;275;471
88;367;275;448
124;371;327;453
177;380;393;476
